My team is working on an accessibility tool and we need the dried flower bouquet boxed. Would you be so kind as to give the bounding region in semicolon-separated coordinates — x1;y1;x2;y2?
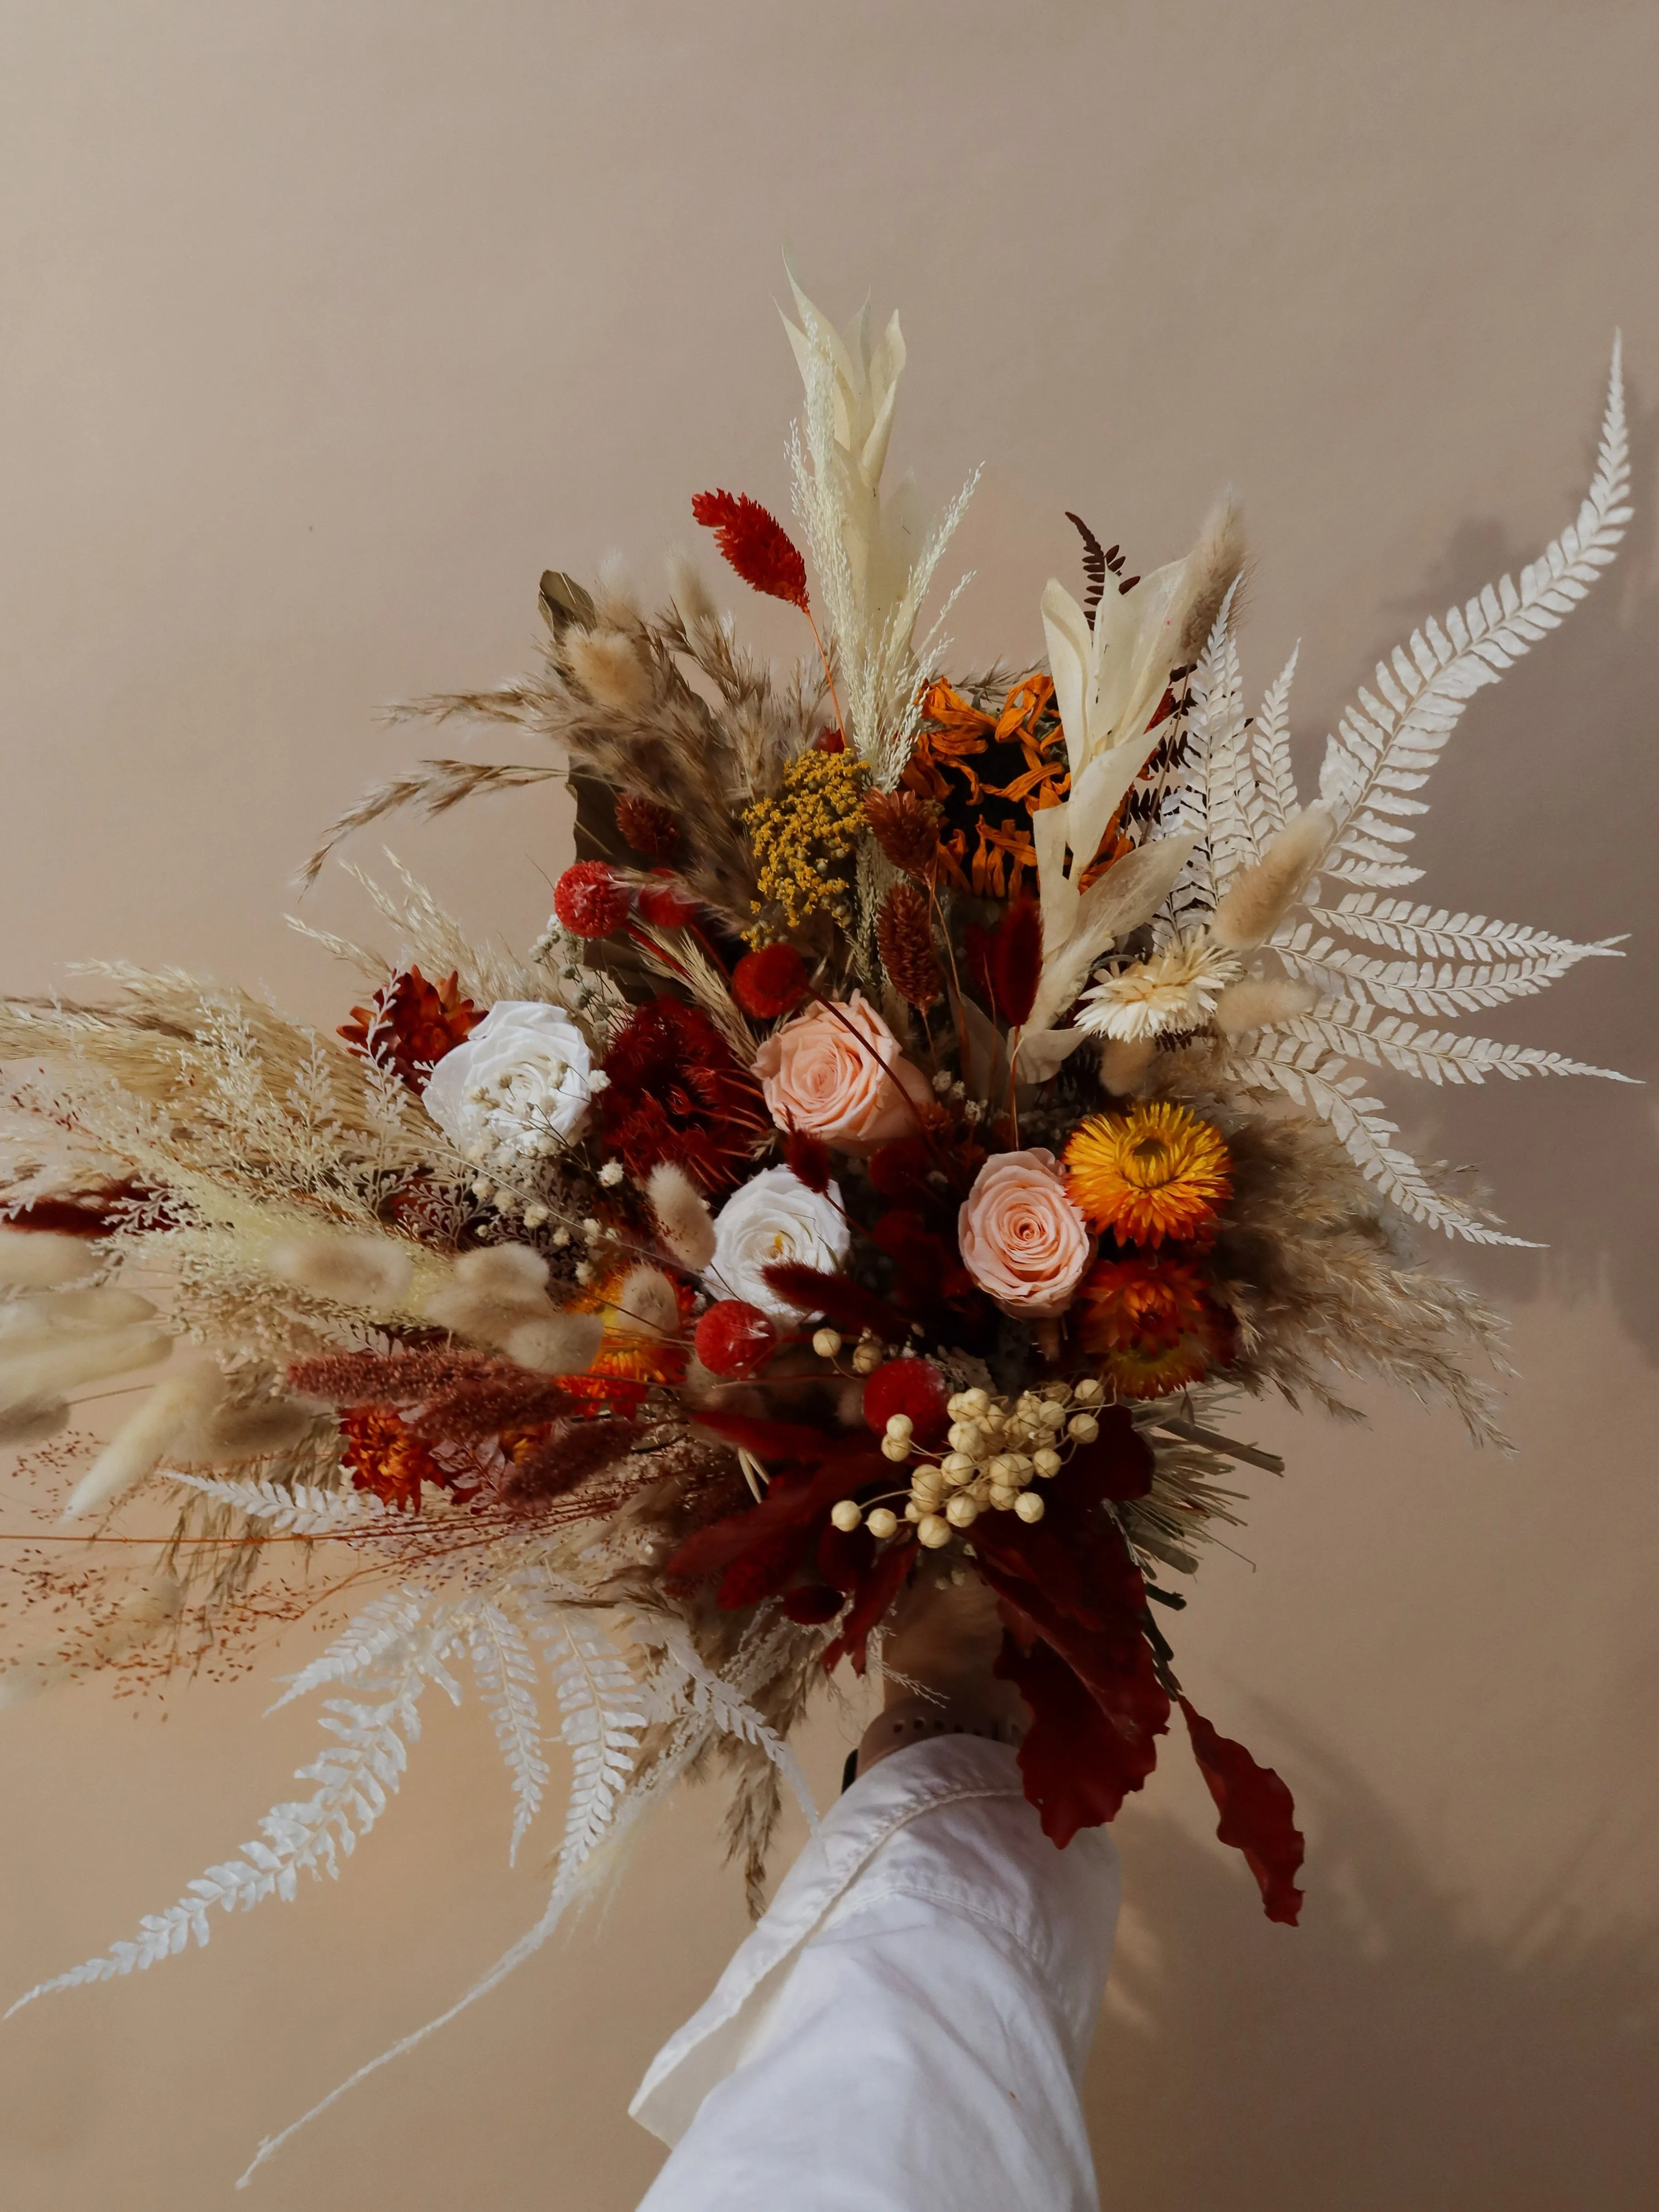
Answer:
0;272;1634;2179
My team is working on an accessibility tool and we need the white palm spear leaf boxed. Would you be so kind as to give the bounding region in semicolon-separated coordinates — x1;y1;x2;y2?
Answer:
784;266;977;779
1201;340;1635;1241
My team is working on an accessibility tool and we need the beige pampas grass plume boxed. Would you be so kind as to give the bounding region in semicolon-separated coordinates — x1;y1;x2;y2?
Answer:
0;1399;68;1445
1178;493;1247;665
607;1265;681;1340
502;1312;605;1376
452;1245;550;1298
647;1162;716;1271
0;1323;171;1416
266;1232;413;1311
666;548;719;632
566;628;654;714
0;1229;100;1289
1210;804;1335;952
1099;1037;1156;1096
1214;976;1319;1038
64;1363;228;1519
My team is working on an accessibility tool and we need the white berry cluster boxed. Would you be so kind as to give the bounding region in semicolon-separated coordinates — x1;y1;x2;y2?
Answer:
830;1377;1109;1551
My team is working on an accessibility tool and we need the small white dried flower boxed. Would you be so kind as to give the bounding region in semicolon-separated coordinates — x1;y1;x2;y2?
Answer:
598;1161;625;1186
1076;932;1240;1042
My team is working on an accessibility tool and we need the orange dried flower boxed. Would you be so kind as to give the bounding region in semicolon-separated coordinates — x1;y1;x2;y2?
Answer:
339;1404;447;1509
340;968;480;1093
1064;1102;1232;1248
1076;1253;1233;1398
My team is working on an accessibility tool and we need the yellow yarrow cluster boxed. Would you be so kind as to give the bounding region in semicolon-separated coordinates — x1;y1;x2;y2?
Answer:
744;749;870;938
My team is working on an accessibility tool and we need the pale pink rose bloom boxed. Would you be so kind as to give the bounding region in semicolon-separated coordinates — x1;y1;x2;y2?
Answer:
958;1148;1093;1318
754;991;933;1156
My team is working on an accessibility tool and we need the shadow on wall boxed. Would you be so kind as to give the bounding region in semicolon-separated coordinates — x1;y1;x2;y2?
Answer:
1300;381;1659;1360
1086;1725;1659;2212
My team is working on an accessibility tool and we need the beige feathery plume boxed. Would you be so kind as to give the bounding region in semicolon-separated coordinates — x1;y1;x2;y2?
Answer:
607;1264;681;1340
1210;804;1335;952
266;1232;414;1311
0;1229;100;1289
1099;1037;1157;1096
647;1162;717;1271
566;628;654;714
0;1323;170;1415
64;1364;228;1519
451;1245;550;1298
1177;492;1247;666
1213;976;1318;1038
500;1312;605;1376
665;548;719;633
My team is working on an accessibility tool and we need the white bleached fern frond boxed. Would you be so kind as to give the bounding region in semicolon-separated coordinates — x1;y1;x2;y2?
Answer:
1273;919;1625;1016
1274;1004;1635;1089
1316;342;1630;890
513;1584;646;1887
1304;893;1625;969
7;1628;463;2016
267;1587;434;1713
1251;645;1301;831
467;1604;548;1866
1190;586;1260;890
166;1472;410;1536
641;1618;818;1827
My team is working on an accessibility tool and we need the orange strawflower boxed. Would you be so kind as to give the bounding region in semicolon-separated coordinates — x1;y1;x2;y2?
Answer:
340;1404;447;1509
1076;1252;1234;1399
1064;1102;1232;1247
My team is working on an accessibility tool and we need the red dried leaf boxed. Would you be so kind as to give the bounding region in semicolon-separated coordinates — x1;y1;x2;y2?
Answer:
1179;1697;1306;1926
760;1263;911;1345
996;1630;1163;1846
824;1534;914;1676
965;898;1043;1027
692;489;810;613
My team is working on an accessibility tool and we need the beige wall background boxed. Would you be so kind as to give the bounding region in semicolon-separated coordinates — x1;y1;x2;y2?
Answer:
1;3;1657;2206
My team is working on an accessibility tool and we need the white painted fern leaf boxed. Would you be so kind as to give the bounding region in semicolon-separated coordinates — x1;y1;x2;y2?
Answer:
1317;342;1629;890
467;1604;548;1866
167;1471;409;1535
1251;645;1301;831
643;1620;818;1826
514;1590;645;1887
267;1586;434;1713
1232;1042;1534;1245
7;1633;462;2016
1304;893;1626;969
1273;919;1625;1016
1190;587;1260;890
1278;1002;1635;1089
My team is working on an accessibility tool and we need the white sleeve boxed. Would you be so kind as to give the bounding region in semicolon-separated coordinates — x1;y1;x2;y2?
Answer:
630;1734;1120;2212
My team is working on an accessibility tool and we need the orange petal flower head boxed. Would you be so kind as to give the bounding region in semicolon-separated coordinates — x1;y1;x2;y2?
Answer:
1063;1101;1231;1247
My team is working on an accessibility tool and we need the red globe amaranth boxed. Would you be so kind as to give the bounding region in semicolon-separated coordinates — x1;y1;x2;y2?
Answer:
553;861;631;939
694;1299;777;1379
861;1356;950;1447
635;870;699;929
732;943;809;1019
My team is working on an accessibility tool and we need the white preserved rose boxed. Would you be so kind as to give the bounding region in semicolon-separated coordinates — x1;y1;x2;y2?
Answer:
704;1166;850;1322
423;1000;603;1169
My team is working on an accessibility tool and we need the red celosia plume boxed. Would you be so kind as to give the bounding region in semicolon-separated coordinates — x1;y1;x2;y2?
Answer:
692;489;810;613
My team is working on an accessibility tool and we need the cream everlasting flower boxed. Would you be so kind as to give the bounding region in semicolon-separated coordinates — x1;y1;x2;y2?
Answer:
423;1001;599;1170
1076;934;1241;1042
704;1166;851;1322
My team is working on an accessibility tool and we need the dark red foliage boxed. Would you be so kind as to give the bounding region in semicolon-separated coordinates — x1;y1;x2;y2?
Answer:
554;861;631;939
816;1517;874;1594
732;943;809;1019
996;1630;1164;1846
667;1454;884;1607
871;1212;980;1316
760;1263;912;1345
600;995;768;1190
339;968;480;1092
781;1585;847;1625
692;489;810;613
502;1418;647;1502
824;1534;914;1675
690;1409;857;1463
782;1124;833;1194
635;870;699;928
1066;1409;1156;1502
861;1357;950;1447
1179;1698;1306;1925
964;897;1044;1027
615;791;680;861
2;1180;154;1237
693;1300;777;1379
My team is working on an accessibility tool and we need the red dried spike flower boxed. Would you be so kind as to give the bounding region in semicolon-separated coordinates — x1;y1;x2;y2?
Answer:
554;861;631;939
732;943;809;1019
691;489;810;613
614;791;679;861
340;967;480;1093
635;870;699;928
694;1299;778;1379
600;995;768;1190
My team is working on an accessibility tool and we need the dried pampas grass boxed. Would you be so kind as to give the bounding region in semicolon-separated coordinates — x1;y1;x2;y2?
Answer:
565;629;656;715
64;1365;229;1519
0;1229;100;1289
